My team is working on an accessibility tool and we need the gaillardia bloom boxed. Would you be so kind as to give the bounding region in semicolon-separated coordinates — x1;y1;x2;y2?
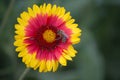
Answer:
14;3;81;72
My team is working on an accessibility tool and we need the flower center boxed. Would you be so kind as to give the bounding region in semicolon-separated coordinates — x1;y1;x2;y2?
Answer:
43;29;56;43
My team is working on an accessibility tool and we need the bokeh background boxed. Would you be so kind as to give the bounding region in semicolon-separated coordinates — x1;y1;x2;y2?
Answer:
0;0;120;80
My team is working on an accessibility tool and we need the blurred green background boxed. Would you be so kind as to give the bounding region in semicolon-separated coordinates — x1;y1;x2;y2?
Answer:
0;0;120;80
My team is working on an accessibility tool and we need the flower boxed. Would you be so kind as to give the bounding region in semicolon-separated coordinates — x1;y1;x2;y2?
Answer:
14;3;81;72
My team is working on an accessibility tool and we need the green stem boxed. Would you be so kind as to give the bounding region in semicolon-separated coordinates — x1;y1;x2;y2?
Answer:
18;68;30;80
0;0;15;33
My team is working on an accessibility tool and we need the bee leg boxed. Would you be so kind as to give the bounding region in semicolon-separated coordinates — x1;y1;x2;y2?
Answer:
55;36;61;40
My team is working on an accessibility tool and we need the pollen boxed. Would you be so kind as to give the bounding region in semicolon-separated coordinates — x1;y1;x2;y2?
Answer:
43;29;56;43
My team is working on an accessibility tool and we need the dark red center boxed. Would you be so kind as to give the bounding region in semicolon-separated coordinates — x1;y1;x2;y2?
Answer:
23;14;72;55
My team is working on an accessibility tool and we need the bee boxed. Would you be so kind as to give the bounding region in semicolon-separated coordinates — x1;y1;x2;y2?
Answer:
56;30;68;43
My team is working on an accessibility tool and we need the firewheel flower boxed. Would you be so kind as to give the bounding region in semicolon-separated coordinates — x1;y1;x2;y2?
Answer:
14;3;81;72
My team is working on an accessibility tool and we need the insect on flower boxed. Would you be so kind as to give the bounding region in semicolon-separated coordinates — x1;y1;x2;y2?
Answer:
56;30;68;43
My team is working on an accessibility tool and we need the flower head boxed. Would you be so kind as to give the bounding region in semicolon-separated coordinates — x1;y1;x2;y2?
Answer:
14;3;81;72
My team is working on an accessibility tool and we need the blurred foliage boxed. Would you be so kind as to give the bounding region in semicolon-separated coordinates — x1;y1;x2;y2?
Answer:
0;0;120;80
